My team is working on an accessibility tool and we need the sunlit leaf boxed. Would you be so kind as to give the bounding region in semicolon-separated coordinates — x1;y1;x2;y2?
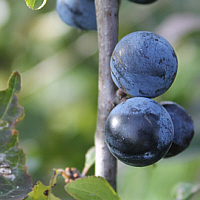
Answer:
25;169;62;200
24;181;60;200
173;183;200;200
65;176;121;200
25;0;47;10
0;72;32;199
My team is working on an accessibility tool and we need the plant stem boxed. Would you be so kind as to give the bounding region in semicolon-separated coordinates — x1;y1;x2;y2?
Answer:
94;0;119;191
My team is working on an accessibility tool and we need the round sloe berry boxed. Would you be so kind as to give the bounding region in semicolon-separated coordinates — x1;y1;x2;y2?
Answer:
160;101;194;158
56;0;97;30
110;31;178;98
105;97;174;167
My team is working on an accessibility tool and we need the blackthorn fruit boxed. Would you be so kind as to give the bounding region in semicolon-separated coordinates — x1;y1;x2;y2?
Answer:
160;101;194;158
105;97;174;167
128;0;158;4
110;31;178;98
56;0;97;30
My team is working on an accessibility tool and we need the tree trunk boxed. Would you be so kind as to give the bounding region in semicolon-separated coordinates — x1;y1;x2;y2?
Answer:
94;0;119;191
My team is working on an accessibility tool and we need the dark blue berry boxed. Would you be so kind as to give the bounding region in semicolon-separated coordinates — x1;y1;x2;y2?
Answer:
160;101;194;158
56;0;97;30
110;31;178;98
105;97;174;167
128;0;158;4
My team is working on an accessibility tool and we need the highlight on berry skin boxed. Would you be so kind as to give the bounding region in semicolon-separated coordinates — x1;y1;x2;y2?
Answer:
105;97;174;167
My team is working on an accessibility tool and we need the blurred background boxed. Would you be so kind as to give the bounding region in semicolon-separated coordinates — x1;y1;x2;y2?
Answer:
0;0;200;199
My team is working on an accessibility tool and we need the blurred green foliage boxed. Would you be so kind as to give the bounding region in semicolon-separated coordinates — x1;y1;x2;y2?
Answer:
0;0;200;199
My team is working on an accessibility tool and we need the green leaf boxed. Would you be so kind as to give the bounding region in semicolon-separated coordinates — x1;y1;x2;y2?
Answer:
173;183;200;200
82;146;95;175
25;169;62;200
0;72;32;199
49;169;63;188
25;0;47;10
24;182;60;200
65;176;121;200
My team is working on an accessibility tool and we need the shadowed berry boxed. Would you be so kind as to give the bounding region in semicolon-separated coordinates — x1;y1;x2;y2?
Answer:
128;0;158;4
161;101;194;158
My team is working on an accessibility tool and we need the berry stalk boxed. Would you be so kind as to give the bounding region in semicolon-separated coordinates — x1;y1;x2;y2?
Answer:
94;0;120;191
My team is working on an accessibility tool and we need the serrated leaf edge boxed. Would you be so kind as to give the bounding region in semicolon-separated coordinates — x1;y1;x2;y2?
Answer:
0;71;22;122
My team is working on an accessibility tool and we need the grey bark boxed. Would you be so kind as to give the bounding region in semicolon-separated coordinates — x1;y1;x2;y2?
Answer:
94;0;119;191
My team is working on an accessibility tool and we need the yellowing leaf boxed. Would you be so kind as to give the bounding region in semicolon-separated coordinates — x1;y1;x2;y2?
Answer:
25;169;62;200
25;0;47;10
